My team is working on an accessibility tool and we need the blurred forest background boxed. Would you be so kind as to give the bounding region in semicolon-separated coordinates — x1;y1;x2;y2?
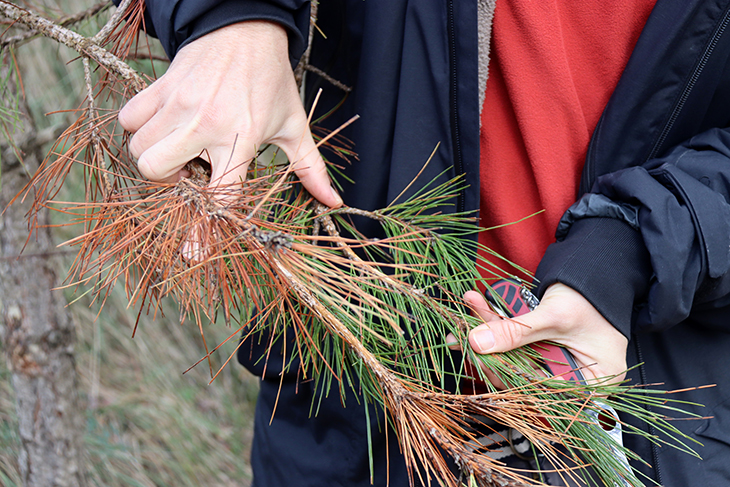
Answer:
0;1;258;485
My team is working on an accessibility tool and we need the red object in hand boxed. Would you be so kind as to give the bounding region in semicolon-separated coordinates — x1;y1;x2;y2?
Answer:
461;279;586;394
489;279;586;384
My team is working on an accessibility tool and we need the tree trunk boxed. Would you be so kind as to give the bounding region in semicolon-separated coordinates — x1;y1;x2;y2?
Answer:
0;86;86;486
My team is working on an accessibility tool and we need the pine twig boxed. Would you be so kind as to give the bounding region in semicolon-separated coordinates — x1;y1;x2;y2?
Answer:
303;63;353;93
294;0;317;88
0;0;110;48
294;2;352;93
82;56;112;197
92;0;131;45
0;0;145;92
314;203;471;334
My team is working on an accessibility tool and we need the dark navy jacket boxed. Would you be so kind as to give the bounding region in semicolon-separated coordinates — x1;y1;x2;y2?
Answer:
139;1;730;485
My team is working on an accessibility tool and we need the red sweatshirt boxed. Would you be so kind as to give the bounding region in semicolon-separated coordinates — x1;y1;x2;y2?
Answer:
479;1;656;281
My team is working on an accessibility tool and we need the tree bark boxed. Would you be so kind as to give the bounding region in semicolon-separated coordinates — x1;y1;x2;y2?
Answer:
0;78;86;486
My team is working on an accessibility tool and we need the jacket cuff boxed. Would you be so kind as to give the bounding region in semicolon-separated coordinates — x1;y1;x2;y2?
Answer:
171;0;309;66
535;218;652;338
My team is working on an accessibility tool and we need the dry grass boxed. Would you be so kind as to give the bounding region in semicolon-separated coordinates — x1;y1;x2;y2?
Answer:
1;284;259;487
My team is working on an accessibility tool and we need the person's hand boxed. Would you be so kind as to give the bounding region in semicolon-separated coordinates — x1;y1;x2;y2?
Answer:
455;283;628;384
118;20;342;207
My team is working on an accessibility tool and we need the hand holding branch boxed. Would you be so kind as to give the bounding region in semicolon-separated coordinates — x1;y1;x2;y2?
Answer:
457;283;628;384
118;20;342;207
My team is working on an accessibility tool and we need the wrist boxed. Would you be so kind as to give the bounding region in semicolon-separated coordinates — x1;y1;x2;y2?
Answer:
168;0;309;66
179;20;289;63
536;217;652;338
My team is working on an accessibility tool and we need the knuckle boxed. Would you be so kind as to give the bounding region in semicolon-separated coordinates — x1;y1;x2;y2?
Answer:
119;86;161;128
190;108;260;146
502;319;528;349
190;106;221;133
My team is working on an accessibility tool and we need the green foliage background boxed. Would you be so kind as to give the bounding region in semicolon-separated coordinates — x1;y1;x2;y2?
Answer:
0;1;258;485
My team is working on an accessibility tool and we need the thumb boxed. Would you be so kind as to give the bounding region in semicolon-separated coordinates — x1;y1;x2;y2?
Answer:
468;305;551;355
278;126;343;208
464;289;539;354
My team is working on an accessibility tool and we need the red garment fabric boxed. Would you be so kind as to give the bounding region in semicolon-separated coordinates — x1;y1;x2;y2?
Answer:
478;1;656;281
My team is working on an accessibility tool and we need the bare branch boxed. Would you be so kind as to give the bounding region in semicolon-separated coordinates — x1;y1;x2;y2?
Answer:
83;56;112;196
92;0;130;45
0;0;110;48
304;63;353;93
294;0;317;88
294;3;352;93
0;1;145;92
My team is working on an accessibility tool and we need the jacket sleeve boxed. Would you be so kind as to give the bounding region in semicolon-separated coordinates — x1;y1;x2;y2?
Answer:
135;0;310;64
536;128;730;337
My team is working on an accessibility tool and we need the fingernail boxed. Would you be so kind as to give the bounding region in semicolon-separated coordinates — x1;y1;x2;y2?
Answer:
330;186;343;206
471;327;495;353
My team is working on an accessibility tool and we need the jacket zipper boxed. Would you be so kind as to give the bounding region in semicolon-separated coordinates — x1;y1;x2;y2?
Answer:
447;0;465;213
635;338;663;485
582;5;730;194
581;111;605;194
646;6;730;162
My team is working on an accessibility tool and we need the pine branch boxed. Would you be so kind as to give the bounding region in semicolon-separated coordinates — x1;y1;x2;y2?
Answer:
38;162;697;487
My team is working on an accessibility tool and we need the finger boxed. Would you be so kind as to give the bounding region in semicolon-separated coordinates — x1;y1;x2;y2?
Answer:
180;222;219;262
118;83;163;133
279;128;343;208
445;332;460;351
464;290;502;323
136;128;205;182
209;140;256;186
127;108;178;160
463;290;508;356
152;168;191;185
205;143;256;205
446;292;499;352
469;314;538;355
